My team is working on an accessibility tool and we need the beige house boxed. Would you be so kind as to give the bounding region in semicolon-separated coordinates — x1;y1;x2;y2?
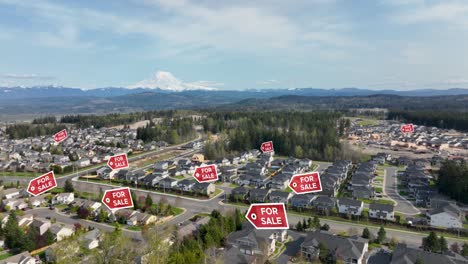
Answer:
191;154;205;162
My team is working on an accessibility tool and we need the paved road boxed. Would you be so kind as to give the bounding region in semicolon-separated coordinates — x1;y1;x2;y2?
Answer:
384;167;420;216
0;133;202;186
28;208;144;241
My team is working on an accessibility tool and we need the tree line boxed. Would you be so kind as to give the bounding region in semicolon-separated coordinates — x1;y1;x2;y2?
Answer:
437;159;468;203
0;211;55;254
136;118;196;144
388;111;468;132
202;111;346;161
5;123;68;139
31;109;198;129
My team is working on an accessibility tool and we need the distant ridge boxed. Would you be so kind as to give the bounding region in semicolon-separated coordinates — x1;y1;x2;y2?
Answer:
1;86;468;100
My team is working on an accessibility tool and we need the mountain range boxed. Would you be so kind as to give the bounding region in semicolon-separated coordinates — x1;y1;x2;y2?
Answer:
1;85;468;117
2;86;468;100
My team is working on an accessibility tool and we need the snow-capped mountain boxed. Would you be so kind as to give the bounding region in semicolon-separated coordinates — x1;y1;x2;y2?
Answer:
127;71;219;91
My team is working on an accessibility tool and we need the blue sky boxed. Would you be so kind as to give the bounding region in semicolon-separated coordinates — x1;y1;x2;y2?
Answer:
0;0;467;90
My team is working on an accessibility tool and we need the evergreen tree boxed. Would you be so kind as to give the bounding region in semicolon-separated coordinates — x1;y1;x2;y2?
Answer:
4;211;26;253
64;179;74;192
362;227;371;239
313;216;321;229
145;194;153;209
422;231;440;253
415;257;424;264
461;243;468;257
43;229;55;245
131;191;139;210
320;223;330;231
439;236;448;253
302;219;307;230
296;221;303;231
377;226;386;243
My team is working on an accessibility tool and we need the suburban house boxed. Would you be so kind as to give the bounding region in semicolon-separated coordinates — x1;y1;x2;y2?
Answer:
192;182;216;196
300;230;368;264
226;223;287;256
83;229;101;250
50;223;74;241
391;243;468;264
31;218;52;235
427;203;464;229
154;161;169;170
369;203;395;221
290;194;316;209
249;189;271;203
176;179;197;192
270;174;290;190
127;212;157;226
269;191;293;204
158;178;178;189
53;192;75;205
3;188;21;199
231;187;250;201
178;216;211;238
312;196;336;214
337;198;364;216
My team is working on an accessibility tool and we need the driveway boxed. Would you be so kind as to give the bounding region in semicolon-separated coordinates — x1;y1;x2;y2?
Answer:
276;230;305;264
384;167;420;216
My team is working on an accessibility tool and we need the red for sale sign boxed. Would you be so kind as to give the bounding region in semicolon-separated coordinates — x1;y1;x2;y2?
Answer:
107;153;129;170
193;164;218;183
54;129;68;143
245;203;289;229
27;171;57;196
260;141;274;153
102;187;134;210
401;124;414;133
288;172;322;194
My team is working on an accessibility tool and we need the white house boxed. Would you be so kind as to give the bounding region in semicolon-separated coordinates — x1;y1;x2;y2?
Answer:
428;203;463;229
53;192;75;205
369;203;394;221
50;224;75;241
337;198;364;216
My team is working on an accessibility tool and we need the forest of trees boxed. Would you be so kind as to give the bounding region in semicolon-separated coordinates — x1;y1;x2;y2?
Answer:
0;211;55;254
437;159;468;203
136;118;196;144
169;209;245;263
202;111;348;161
5;123;68;139
388;111;468;132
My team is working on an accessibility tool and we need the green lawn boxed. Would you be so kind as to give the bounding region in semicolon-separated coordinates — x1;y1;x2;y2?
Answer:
374;187;383;193
357;119;378;126
211;188;223;197
359;198;395;205
172;207;185;216
229;183;239;188
0;252;13;260
125;225;142;231
174;175;185;179
285;186;293;193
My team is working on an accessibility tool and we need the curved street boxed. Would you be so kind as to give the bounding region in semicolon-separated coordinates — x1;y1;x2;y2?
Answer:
384;167;421;216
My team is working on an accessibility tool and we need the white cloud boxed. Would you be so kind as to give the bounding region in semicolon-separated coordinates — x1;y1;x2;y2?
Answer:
0;73;55;80
127;71;221;91
0;0;358;59
391;1;468;27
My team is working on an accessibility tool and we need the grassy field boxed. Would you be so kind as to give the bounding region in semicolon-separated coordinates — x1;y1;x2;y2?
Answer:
359;198;395;205
0;252;13;260
172;207;185;216
357;119;379;126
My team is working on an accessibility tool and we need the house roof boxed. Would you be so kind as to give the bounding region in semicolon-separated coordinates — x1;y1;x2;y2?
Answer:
369;203;394;213
391;243;468;264
429;203;462;218
338;198;363;207
301;230;368;261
